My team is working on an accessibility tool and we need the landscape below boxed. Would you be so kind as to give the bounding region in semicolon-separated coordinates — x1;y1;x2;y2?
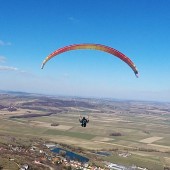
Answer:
0;91;170;170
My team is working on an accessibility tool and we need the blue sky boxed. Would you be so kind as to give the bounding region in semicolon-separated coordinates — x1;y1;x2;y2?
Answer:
0;0;170;101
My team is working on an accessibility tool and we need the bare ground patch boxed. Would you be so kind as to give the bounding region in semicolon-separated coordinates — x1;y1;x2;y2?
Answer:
148;144;170;152
140;137;163;144
163;157;170;166
30;121;73;130
91;136;114;142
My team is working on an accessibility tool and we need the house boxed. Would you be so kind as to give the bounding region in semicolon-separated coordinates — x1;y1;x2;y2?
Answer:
45;143;56;148
20;164;29;170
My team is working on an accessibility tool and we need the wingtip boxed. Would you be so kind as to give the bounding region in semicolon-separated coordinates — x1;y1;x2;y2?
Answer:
41;64;44;69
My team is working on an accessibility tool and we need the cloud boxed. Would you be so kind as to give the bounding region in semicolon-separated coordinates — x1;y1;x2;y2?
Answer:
68;17;79;22
0;56;6;63
0;40;11;46
0;66;18;71
0;65;37;78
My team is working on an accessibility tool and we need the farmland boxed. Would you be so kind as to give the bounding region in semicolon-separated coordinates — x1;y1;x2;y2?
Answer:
0;92;170;169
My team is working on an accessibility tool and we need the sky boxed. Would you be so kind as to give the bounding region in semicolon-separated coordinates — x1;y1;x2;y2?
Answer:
0;0;170;102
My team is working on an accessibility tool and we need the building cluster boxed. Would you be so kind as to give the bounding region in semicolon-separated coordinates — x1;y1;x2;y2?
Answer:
7;105;17;112
1;142;107;169
118;152;131;158
19;164;29;170
43;143;106;169
1;143;149;170
105;162;148;170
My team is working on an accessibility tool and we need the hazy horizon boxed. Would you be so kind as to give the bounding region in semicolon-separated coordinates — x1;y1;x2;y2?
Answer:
1;89;170;103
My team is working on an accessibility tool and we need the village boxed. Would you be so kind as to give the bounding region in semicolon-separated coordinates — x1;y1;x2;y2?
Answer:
0;140;109;170
0;139;151;170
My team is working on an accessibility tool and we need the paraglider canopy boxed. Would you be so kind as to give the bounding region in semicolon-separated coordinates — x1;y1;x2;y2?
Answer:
41;43;139;77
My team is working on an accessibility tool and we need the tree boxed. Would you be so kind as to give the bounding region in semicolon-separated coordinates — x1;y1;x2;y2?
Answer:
0;165;3;170
109;132;122;136
65;166;72;170
51;123;59;126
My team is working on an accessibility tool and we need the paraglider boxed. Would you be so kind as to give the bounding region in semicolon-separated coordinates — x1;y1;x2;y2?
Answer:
41;43;139;77
41;43;139;127
79;115;89;127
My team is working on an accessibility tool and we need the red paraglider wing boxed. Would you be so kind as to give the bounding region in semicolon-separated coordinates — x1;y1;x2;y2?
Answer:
41;44;138;77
